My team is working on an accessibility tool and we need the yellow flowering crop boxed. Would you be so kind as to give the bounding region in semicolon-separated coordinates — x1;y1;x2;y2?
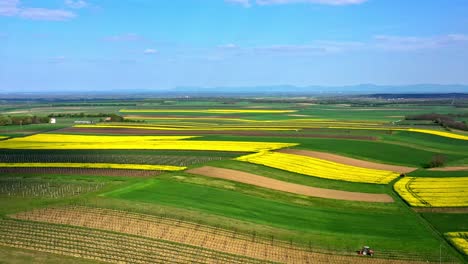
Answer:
394;177;468;207
236;151;399;184
120;109;296;114
445;232;468;255
0;134;296;152
0;136;7;140
0;163;185;171
7;134;196;142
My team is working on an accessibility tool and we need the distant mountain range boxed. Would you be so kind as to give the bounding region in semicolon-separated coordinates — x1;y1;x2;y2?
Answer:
1;84;467;98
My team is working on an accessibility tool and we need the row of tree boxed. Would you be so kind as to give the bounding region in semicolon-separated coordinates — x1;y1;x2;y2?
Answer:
0;115;50;126
405;113;468;131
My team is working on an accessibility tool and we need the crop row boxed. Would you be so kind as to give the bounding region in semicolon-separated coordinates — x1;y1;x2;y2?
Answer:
236;151;399;184
445;232;468;255
0;153;227;166
0;178;105;198
394;177;468;207
120;109;296;114
0;218;267;264
11;206;450;263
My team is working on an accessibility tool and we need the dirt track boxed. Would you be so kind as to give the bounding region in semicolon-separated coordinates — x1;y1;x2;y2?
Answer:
428;166;468;171
187;166;394;203
278;149;416;174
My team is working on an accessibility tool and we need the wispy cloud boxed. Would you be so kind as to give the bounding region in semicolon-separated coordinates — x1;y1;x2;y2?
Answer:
226;0;367;7
0;0;76;20
218;43;239;49
64;0;88;9
374;34;468;51
103;33;144;42
143;48;158;54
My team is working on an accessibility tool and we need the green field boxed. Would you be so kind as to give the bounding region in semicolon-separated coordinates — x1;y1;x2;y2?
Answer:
0;97;467;263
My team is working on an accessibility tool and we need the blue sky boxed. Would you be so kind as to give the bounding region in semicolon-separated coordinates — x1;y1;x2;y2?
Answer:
1;0;468;91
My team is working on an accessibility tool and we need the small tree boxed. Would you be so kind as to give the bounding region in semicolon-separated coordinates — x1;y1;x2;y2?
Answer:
427;154;446;168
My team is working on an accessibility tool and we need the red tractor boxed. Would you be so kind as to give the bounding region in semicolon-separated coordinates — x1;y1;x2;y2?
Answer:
357;246;374;256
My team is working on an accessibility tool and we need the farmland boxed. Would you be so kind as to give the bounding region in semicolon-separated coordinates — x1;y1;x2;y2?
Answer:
0;97;467;263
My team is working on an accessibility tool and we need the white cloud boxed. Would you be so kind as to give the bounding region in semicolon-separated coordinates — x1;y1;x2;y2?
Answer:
374;34;468;51
19;8;75;21
64;0;88;9
218;43;239;49
225;0;367;7
103;33;143;42
225;0;251;7
143;48;158;54
0;0;76;20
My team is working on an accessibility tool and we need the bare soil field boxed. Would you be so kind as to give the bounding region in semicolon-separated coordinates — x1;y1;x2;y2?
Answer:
187;166;393;203
11;207;436;264
0;167;159;177
59;127;377;140
278;149;416;174
428;167;468;171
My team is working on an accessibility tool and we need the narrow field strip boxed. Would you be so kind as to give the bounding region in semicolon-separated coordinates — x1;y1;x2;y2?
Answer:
187;166;394;203
429;167;468;172
0;162;186;171
75;124;296;131
236;151;400;184
394;177;468;207
0;167;160;177
6;134;196;142
120;109;297;114
445;232;468;255
0;134;296;152
10;207;440;263
278;149;416;174
0;219;267;264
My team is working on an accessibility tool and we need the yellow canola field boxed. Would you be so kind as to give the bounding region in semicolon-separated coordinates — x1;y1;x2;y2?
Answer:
0;134;296;152
120;109;296;114
0;163;185;171
328;126;468;141
394;177;468;207
445;232;468;255
236;151;399;184
0;136;7;139
7;134;196;142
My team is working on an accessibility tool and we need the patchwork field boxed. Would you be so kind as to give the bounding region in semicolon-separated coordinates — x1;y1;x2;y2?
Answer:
1;98;467;263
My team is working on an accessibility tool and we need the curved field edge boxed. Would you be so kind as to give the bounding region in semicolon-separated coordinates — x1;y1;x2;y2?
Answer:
198;135;468;167
186;166;394;203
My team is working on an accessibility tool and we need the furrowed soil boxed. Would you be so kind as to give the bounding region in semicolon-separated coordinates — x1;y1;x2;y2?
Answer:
187;166;393;203
11;207;442;264
278;149;416;174
0;167;160;177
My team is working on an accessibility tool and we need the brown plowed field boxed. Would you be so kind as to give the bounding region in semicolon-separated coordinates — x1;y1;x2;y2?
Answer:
428;166;468;171
278;149;416;174
11;207;437;264
59;127;377;140
0;167;159;177
187;166;393;203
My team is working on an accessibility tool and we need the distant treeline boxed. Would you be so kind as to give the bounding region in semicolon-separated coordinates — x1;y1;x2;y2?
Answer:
0;115;49;126
405;113;468;131
48;113;117;118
